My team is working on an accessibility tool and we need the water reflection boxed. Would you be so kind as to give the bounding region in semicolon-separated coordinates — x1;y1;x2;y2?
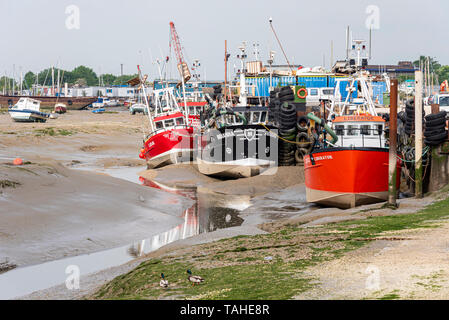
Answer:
0;176;249;299
127;178;245;257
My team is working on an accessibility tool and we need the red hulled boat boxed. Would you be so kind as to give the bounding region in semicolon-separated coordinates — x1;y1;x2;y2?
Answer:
139;87;200;169
304;115;401;209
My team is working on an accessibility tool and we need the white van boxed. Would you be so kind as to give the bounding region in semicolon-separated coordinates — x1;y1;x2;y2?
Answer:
434;94;449;114
306;87;335;106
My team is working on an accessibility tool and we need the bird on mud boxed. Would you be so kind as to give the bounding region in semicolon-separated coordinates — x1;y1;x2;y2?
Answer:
160;273;169;288
187;269;204;286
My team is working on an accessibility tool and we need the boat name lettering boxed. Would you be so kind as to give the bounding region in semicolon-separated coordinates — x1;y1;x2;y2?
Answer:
314;155;333;161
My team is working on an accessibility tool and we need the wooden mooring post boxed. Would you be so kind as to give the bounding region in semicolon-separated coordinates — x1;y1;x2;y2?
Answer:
415;71;424;198
388;79;398;207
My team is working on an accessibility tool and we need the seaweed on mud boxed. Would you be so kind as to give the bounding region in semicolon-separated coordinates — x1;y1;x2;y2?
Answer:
0;260;17;274
0;180;21;189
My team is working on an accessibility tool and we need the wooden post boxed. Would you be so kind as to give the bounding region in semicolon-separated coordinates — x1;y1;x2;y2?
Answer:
388;79;398;207
415;71;424;198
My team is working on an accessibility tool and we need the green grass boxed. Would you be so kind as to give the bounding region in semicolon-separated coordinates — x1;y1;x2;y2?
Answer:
93;195;449;300
34;127;75;136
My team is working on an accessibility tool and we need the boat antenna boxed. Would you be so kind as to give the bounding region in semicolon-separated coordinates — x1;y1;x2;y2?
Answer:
369;26;372;60
269;17;293;73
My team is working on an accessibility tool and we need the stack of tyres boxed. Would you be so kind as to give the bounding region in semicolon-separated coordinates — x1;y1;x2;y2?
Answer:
269;88;281;123
278;86;295;103
278;102;297;166
404;99;425;136
295;116;314;166
424;111;447;146
212;85;222;101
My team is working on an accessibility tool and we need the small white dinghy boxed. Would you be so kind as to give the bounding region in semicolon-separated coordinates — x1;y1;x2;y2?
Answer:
8;98;50;122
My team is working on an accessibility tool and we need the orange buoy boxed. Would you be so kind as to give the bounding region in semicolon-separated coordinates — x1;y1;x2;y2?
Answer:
13;158;23;166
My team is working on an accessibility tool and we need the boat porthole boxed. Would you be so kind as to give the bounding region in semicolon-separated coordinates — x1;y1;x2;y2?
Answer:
68;100;73;106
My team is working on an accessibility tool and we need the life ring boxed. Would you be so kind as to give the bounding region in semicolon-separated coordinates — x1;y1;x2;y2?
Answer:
297;88;308;99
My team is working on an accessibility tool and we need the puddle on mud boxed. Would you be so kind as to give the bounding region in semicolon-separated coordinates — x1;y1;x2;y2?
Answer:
0;166;250;299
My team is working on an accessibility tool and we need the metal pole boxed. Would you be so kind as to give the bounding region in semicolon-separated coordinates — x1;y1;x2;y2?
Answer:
388;79;398;207
415;71;424;198
224;40;227;102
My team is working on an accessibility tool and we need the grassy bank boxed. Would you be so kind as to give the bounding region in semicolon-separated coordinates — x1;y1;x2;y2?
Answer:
92;195;449;300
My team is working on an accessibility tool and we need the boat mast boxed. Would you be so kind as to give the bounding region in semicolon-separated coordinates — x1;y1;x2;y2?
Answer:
137;65;154;133
237;41;247;106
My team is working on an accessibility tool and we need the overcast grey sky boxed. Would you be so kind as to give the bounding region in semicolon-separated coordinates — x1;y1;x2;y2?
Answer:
1;0;448;80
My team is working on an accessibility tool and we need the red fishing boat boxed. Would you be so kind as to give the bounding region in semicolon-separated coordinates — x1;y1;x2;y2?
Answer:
304;115;401;209
139;87;197;168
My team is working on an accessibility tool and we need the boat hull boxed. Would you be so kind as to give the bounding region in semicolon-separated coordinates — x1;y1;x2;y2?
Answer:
304;148;401;209
196;157;275;179
141;127;195;169
0;95;97;110
8;109;49;122
196;125;278;179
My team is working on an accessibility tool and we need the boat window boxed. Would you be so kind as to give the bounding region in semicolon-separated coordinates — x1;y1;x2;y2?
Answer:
165;119;175;127
361;125;371;136
234;114;243;124
310;89;318;96
260;111;267;123
375;124;383;135
347;125;359;136
335;125;345;136
252;112;260;123
322;89;334;95
189;106;196;114
196;106;202;114
176;117;185;125
155;121;164;130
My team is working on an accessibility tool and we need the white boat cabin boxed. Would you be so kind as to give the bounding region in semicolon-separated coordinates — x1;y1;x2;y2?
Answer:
10;98;41;111
332;115;386;148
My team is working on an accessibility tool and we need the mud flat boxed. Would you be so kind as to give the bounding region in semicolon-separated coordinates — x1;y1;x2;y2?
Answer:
0;162;193;268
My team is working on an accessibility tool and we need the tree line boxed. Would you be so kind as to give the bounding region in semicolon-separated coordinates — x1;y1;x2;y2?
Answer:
0;65;138;92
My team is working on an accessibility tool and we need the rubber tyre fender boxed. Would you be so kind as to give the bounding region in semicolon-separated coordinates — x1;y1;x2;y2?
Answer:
425;139;445;146
426;118;446;127
426;132;448;142
425;111;446;121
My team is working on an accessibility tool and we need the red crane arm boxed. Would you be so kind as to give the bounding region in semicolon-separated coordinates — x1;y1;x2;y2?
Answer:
169;21;184;65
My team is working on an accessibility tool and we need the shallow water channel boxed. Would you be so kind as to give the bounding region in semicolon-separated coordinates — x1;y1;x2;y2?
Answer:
0;165;251;300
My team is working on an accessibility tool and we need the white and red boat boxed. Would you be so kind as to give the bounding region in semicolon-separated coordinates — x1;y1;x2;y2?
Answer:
139;87;196;169
304;114;401;209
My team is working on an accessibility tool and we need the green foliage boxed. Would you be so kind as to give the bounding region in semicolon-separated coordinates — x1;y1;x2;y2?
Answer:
71;66;98;86
438;66;449;83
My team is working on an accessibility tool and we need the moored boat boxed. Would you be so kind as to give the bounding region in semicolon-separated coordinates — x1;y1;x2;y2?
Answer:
0;95;96;110
139;87;196;169
8;98;50;122
304;115;401;209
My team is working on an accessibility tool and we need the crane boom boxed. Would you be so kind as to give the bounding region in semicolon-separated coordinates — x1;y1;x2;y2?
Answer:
169;21;191;83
